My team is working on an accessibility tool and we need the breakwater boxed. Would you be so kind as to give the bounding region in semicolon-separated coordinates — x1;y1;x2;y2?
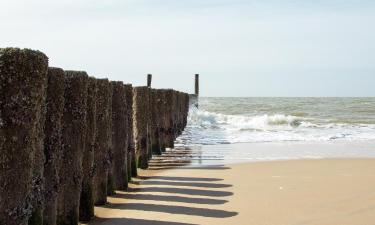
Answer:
0;48;190;225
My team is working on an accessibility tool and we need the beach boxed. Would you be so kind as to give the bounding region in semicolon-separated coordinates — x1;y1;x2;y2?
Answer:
86;146;375;225
85;97;375;225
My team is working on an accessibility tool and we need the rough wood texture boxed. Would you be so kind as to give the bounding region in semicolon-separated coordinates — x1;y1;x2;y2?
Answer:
79;77;97;222
43;67;65;225
124;84;136;178
0;48;48;225
57;71;88;225
110;82;128;191
164;89;175;149
132;87;150;169
93;79;111;206
158;90;168;152
106;83;115;196
0;47;191;225
150;89;161;155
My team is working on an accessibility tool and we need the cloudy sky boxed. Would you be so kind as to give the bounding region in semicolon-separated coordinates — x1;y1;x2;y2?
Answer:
1;0;374;96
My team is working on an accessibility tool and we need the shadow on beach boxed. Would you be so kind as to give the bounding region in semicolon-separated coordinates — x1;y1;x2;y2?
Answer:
115;193;229;205
89;217;199;225
89;147;238;225
105;203;238;218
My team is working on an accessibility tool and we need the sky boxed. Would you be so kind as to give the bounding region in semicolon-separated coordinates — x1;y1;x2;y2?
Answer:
1;0;375;97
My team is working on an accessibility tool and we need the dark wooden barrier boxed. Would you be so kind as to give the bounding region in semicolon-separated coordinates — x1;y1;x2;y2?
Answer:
133;87;150;169
110;81;129;191
158;90;168;152
150;89;162;155
79;77;97;222
43;67;65;225
106;83;115;197
164;89;175;149
124;84;136;178
57;71;88;225
0;47;191;225
0;48;48;225
93;79;111;206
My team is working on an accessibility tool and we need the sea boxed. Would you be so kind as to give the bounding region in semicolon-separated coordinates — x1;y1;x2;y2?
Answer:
175;97;375;164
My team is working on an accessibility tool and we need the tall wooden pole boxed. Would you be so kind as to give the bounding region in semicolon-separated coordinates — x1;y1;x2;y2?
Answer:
195;74;199;96
147;74;152;88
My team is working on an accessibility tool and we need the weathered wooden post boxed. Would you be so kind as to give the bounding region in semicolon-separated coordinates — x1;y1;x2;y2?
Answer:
183;93;189;128
191;74;199;107
79;77;97;222
43;67;65;225
150;89;161;155
133;87;150;169
106;82;115;196
109;81;128;191
93;79;111;206
30;70;48;225
147;74;152;88
0;48;48;225
57;71;88;225
164;89;175;149
124;84;137;178
160;89;168;150
195;74;199;96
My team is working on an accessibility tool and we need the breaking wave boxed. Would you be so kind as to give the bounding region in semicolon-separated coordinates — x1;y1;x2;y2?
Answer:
178;107;375;145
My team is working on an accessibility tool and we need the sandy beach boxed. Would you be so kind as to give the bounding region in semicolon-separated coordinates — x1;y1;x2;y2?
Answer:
85;147;375;225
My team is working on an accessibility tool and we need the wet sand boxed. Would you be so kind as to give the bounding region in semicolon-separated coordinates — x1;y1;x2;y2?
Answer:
86;149;375;225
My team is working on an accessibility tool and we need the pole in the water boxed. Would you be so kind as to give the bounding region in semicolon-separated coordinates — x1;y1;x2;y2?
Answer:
195;74;199;96
193;74;199;108
147;74;152;88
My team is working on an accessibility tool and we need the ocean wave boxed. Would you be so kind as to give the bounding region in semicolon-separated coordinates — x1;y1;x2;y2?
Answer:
180;107;375;145
189;109;310;131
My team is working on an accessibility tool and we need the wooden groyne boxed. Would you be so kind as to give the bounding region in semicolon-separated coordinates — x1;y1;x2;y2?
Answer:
0;48;190;225
189;74;199;107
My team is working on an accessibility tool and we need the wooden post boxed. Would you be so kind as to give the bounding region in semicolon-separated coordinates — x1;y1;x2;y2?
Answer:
147;74;152;88
93;79;111;206
195;74;199;96
79;77;97;222
0;48;48;225
57;71;88;225
43;67;65;225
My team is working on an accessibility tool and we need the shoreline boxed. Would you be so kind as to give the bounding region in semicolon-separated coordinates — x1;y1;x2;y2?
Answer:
175;141;375;166
87;155;375;225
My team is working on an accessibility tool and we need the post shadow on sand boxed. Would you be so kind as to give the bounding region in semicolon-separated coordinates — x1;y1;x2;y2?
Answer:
90;147;239;224
127;186;233;197
148;166;231;170
105;203;238;218
138;176;224;182
90;217;198;225
115;193;229;205
131;180;232;188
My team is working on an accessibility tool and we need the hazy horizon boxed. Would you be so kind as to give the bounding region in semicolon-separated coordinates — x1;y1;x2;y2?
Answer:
1;0;374;97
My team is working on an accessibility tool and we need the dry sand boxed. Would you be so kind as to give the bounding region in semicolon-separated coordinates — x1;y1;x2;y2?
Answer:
86;153;375;225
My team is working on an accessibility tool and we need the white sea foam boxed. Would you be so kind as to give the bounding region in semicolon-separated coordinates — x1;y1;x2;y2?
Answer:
179;107;375;145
